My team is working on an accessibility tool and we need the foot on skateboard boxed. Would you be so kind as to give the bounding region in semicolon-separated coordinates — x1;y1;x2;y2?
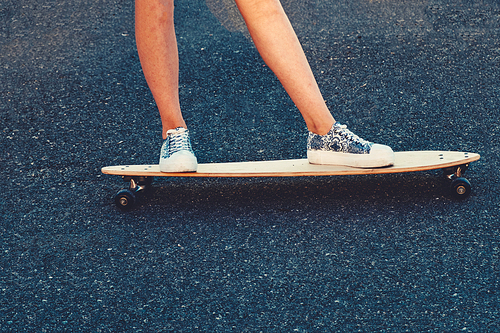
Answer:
307;122;395;168
159;127;197;173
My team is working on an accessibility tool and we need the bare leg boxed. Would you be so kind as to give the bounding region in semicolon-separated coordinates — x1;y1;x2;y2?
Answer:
136;0;334;137
135;0;393;169
135;0;185;139
234;0;335;135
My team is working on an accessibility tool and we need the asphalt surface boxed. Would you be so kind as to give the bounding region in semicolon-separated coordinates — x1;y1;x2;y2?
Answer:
1;0;499;331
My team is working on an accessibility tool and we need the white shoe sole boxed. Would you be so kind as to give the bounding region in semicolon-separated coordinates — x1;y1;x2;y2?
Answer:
307;144;395;168
159;150;198;172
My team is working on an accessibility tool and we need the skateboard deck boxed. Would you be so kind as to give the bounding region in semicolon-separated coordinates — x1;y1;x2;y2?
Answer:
102;151;480;209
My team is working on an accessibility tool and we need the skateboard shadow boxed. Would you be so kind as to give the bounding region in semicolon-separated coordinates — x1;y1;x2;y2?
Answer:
140;172;454;211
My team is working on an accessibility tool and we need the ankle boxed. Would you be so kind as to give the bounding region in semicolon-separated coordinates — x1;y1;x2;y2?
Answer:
162;125;187;139
308;120;335;136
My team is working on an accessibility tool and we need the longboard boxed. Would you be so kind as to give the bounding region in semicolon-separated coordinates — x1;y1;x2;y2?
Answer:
102;151;480;209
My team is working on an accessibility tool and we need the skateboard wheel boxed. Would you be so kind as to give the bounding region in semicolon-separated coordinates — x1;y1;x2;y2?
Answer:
450;177;471;200
115;189;136;210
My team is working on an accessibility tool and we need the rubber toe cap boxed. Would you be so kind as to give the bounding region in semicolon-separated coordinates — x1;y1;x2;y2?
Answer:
160;150;198;172
370;144;395;167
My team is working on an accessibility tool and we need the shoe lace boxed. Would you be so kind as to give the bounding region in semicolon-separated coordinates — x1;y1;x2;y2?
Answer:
336;124;369;145
168;130;192;155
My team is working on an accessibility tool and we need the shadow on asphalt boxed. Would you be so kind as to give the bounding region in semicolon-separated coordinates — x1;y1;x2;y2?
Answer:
117;172;464;211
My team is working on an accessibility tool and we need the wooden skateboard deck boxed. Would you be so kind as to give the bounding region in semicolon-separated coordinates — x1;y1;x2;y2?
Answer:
102;151;480;209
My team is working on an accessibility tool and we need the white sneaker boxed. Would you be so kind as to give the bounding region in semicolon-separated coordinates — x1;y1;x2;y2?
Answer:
307;122;394;168
159;127;198;172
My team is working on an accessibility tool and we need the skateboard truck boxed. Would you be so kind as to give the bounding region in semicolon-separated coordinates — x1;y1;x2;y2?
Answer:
442;163;472;200
115;176;153;210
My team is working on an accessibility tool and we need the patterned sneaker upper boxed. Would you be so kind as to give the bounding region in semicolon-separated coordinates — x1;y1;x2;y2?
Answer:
160;127;195;160
307;122;374;155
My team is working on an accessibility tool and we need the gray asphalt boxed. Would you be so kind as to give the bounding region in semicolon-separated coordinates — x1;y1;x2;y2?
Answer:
1;0;499;331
